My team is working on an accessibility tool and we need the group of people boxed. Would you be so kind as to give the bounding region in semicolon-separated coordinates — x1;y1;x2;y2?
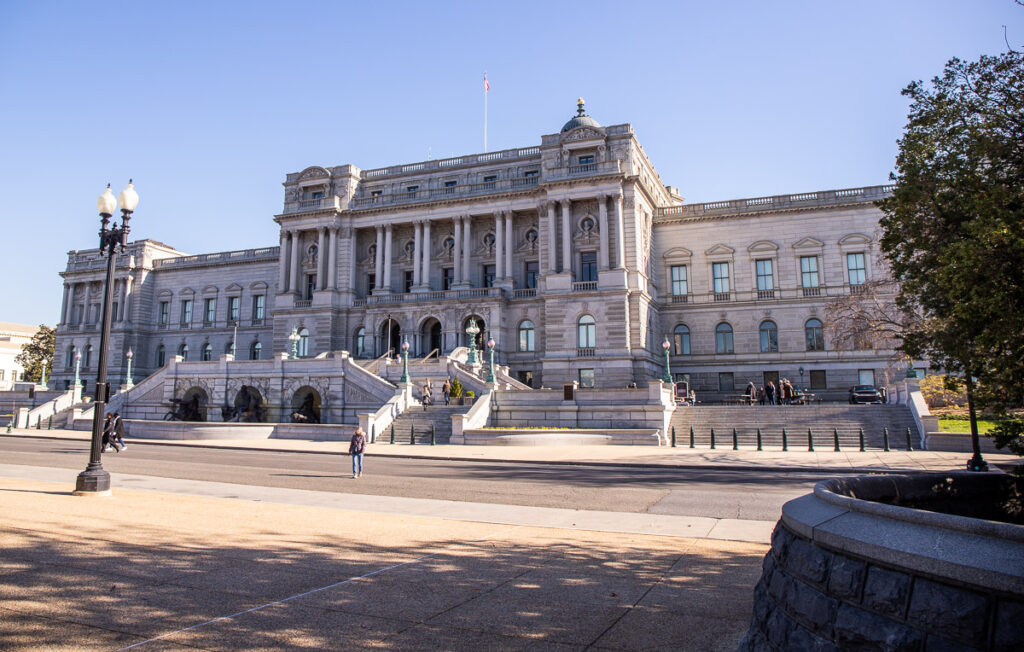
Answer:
421;378;455;408
745;379;800;405
101;412;127;452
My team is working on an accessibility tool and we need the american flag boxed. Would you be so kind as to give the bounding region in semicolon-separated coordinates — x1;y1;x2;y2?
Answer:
484;75;490;92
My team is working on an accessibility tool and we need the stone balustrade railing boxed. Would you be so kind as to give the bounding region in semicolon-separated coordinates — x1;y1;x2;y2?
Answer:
656;184;895;220
359;146;541;180
152;247;280;269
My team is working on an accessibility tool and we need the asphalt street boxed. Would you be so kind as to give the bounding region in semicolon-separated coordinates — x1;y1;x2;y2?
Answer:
1;437;825;521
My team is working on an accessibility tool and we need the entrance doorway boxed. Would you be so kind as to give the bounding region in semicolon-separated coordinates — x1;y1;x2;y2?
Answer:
421;318;442;356
380;319;401;358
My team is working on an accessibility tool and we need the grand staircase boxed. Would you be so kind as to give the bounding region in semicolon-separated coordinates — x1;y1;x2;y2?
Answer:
379;405;466;445
668;404;919;450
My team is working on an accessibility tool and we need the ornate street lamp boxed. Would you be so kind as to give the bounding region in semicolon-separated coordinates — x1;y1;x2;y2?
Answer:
662;338;673;384
124;348;134;387
465;318;480;365
400;337;411;383
486;338;496;384
73;350;82;387
288;327;300;359
39;360;48;390
798;366;805;391
75;180;137;496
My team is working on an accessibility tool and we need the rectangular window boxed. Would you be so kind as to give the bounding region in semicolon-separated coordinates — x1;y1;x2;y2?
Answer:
712;262;730;294
517;370;534;388
525;261;539;289
578;155;595;165
228;297;240;323
306;274;316;300
180;299;192;325
809;370;827;390
443;268;454;290
406;185;419;195
484;264;496;287
204;298;216;324
158;301;169;325
578;368;595;388
847;253;867;285
800;256;820;288
756;259;774;291
718;372;734;393
858;369;876;386
482;175;497;188
444;180;457;194
370;190;383;197
580;251;597;282
404;271;414;293
671;265;688;296
251;295;265;322
523;170;538;178
311;190;325;200
367;273;376;293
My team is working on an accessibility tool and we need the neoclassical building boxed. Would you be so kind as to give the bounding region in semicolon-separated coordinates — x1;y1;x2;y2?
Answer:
51;101;897;401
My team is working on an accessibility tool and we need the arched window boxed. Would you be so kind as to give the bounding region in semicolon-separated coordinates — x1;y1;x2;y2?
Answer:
250;341;262;360
298;327;309;357
66;345;75;368
673;324;690;355
518;320;535;352
201;343;212;361
759;320;779;353
355;327;366;357
178;343;189;361
577;315;596;349
156;344;166;367
805;318;825;351
715;322;734;354
84;344;93;368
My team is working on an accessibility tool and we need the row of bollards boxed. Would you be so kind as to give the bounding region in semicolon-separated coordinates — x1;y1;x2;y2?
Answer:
376;423;438;446
668;425;916;451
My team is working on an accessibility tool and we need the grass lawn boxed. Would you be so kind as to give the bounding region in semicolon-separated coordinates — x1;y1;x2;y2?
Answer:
937;417;1002;434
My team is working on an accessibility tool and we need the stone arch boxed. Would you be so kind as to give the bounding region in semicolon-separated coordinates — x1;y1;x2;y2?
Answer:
419;316;443;356
226;385;266;423
290;386;322;424
178;386;209;422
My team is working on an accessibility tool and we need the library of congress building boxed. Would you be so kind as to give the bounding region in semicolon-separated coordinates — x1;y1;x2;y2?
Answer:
51;101;897;401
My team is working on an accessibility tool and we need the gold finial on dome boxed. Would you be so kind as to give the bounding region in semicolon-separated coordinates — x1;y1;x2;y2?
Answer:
577;97;585;116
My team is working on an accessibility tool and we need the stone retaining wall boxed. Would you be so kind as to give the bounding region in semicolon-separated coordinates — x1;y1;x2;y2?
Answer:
741;473;1024;651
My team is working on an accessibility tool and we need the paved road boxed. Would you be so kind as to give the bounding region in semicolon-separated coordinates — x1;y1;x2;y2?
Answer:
2;437;828;521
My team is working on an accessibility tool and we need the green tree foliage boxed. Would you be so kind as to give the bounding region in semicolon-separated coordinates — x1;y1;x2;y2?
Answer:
449;376;463;398
877;52;1024;467
15;325;55;384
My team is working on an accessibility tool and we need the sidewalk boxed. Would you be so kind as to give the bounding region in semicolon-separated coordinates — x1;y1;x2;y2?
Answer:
4;427;1019;473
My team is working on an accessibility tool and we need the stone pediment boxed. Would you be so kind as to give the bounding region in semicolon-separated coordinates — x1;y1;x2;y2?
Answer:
202;285;219;295
838;233;872;246
560;127;605;142
747;240;779;253
663;247;693;259
225;283;243;293
704;244;735;257
298;166;330;181
179;287;195;296
250;281;269;291
792;237;825;250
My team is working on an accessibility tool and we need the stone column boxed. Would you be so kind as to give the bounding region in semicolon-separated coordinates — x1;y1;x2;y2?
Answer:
348;228;358;292
560;200;572;276
422;219;432;288
83;282;92;324
290;230;301;295
327;227;338;290
453;217;463;284
317;228;327;291
60;283;71;326
412;221;422;287
494;212;504;280
546;202;557;273
462;215;472;284
505;211;513;279
613;193;626;269
383;224;393;291
278;232;289;293
123;274;134;321
374;226;384;292
597;195;610;270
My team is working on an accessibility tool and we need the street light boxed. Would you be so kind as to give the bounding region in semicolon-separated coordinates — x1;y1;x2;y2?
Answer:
124;348;134;387
288;327;300;359
486;338;496;384
73;350;82;387
662;338;673;384
798;366;805;391
465;318;480;365
400;337;410;383
74;181;137;496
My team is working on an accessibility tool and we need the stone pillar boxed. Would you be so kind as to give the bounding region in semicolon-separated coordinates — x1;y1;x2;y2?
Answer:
505;210;513;280
383;224;393;291
598;195;610;270
374;226;384;292
453;217;463;284
327;227;338;290
494;212;504;280
413;221;422;287
560;200;572;276
422;219;431;288
83;282;91;324
278;232;289;293
544;203;555;273
462;215;472;284
613;193;626;269
317;228;327;291
123;274;134;321
60;283;71;326
348;228;358;292
290;230;301;295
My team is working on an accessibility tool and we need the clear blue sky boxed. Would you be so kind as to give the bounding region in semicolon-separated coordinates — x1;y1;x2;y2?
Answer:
2;0;1022;327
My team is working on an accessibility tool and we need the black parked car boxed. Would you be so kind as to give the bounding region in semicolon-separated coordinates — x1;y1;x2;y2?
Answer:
849;385;884;404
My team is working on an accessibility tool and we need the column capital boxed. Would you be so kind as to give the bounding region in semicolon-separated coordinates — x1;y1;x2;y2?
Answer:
375;224;384;233
560;198;572;208
384;223;393;232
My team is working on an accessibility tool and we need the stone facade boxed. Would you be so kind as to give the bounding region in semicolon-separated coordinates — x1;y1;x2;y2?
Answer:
51;104;899;399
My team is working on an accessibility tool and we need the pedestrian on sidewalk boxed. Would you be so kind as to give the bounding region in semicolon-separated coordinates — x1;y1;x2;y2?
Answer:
442;378;451;406
349;428;366;478
112;412;127;450
101;413;118;452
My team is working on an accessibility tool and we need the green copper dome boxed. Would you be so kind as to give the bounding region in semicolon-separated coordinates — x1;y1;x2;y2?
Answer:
561;97;601;133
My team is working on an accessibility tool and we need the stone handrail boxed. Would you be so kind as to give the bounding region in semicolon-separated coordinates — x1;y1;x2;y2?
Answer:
450;389;493;444
349;176;539;209
341;354;397;402
152;247;280;269
18;388;80;428
657;184;895;220
356;146;541;181
545;160;621;181
358;383;414;442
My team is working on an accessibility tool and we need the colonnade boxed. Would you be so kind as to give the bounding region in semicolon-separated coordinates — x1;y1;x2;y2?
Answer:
279;227;340;294
60;275;135;327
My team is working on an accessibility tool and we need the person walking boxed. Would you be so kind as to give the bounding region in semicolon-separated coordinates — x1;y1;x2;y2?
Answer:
422;379;432;410
757;386;766;406
112;412;127;450
442;378;451;406
766;381;777;406
101;413;117;452
349;428;366;478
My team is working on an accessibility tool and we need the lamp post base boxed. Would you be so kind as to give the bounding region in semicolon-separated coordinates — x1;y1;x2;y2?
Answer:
74;465;111;495
966;454;989;473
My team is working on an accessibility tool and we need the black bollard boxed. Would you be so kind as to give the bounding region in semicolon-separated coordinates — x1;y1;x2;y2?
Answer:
732;428;738;450
807;428;814;452
756;428;763;451
371;424;376;443
883;427;890;452
858;427;865;451
906;427;913;452
710;428;716;449
431;424;436;446
36;416;41;430
689;426;695;448
410;424;416;445
671;426;677;448
390;423;395;444
833;427;840;452
782;428;788;451
47;415;52;430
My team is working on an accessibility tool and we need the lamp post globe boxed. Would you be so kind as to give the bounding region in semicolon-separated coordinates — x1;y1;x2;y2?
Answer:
486;338;496;384
465;318;480;365
662;338;673;384
400;338;411;383
75;181;137;496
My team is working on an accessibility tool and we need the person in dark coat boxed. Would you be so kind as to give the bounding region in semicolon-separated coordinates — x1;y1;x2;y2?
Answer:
112;412;127;450
349;428;366;478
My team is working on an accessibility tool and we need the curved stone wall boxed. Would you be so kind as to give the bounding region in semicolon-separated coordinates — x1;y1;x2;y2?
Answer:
741;472;1024;651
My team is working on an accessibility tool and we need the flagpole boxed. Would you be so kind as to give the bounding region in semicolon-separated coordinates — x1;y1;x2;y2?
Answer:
483;72;488;152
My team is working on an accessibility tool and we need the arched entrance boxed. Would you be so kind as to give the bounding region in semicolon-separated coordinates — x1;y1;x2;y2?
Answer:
463;316;485;350
175;386;208;422
226;385;265;422
421;318;442;356
290;386;322;424
380;318;401;358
